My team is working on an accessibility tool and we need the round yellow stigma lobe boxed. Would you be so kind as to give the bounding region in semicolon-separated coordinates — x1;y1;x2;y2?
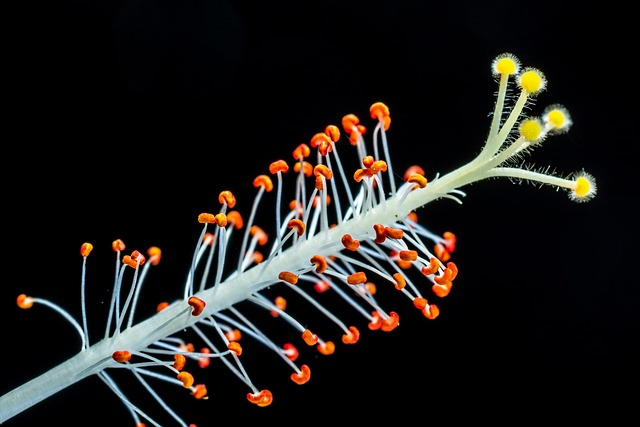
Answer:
542;104;572;133
492;53;520;76
519;118;544;142
518;68;546;94
569;171;597;203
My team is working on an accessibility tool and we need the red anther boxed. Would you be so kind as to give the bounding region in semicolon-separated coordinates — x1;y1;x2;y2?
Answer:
253;174;274;192
80;242;93;257
225;329;242;342
246;389;273;407
310;132;331;148
398;250;417;262
214;213;228;227
112;350;131;363
192;384;208;400
413;297;428;310
198;347;211;369
292;143;311;159
408;173;428;189
310;255;327;274
404;165;425;181
291;364;311;385
443;231;457;253
283;343;299;361
373;223;386;244
270;296;286;317
177;371;194;388
146;246;162;266
228;341;242;356
342;326;360;344
324;124;340;142
341;113;360;133
173;353;186;371
227;211;244;230
16;294;33;309
368;311;382;330
434;243;451;262
422;304;440;320
188;296;206;316
302;329;318;346
278;271;299;285
370;101;390;120
294;160;313;177
421;257;441;276
392;272;406;290
384;226;404;240
362;155;374;168
369;160;387;174
354;168;372;182
136;423;146;427
341;234;360;251
269;159;289;174
287;218;306;236
250;225;268;246
317;341;335;355
198;213;216;224
112;239;126;252
314;280;331;293
347;271;367;285
123;250;146;269
156;301;169;312
218;190;236;208
381;311;400;332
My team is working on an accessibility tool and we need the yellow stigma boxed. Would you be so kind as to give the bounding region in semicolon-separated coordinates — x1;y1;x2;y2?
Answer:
520;119;543;141
519;68;546;94
546;109;565;128
496;58;516;75
574;176;591;198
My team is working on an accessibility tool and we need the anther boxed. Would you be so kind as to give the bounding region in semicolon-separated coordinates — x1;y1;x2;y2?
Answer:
250;225;269;246
347;272;367;285
422;304;440;320
310;255;327;274
253;174;274;192
147;246;162;265
246;389;273;407
278;271;299;285
283;343;299;361
408;173;427;189
218;190;236;208
317;341;335;355
398;250;417;262
292;143;310;159
287;218;305;236
392;272;406;290
421;257;441;276
302;329;318;345
380;312;400;332
404;165;425;181
188;296;206;316
225;329;242;342
373;224;386;244
192;384;208;400
198;348;211;369
291;364;311;385
214;213;227;228
269;160;289;174
198;213;216;224
123;250;146;269
385;227;404;240
413;297;427;310
294;160;313;177
112;351;131;363
341;234;360;251
112;239;125;252
227;211;244;229
270;296;286;317
16;294;33;309
156;302;169;312
173;354;186;371
324;124;340;142
177;371;194;388
80;242;93;257
342;326;360;344
228;341;242;356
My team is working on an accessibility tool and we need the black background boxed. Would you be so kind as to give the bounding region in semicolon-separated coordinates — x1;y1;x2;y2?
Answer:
3;0;636;425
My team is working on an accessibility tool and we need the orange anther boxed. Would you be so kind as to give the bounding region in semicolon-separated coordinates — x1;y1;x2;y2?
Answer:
188;296;206;316
421;257;441;276
198;347;211;369
362;155;374;168
310;255;327;274
348;126;365;145
283;343;299;361
173;353;186;371
177;371;194;388
422;304;440;320
392;272;406;290
112;350;131;363
214;213;227;228
269;160;289;174
123;250;146;269
253;174;274;192
192;384;208;400
443;231;457;253
246;389;273;407
342;326;360;344
292;143;311;159
16;294;33;309
198;213;216;224
347;271;367;285
146;246;162;265
354;168;372;182
317;341;335;355
369;102;390;119
203;232;215;246
225;329;242;342
407;211;418;222
434;262;458;285
373;224;386;244
252;251;264;264
408;173;428;189
270;296;286;317
218;190;236;208
156;301;169;312
291;364;311;385
341;113;360;133
278;271;298;285
313;164;333;180
302;329;318;346
434;243;451;262
384;226;403;240
181;343;195;353
398;250;417;262
228;341;242;356
250;225;268;246
294;160;313;177
368;311;382;330
112;239;126;252
227;211;244;229
80;242;93;257
364;282;377;295
287;218;306;236
391;250;412;269
381;311;400;332
413;297;428;310
324;124;340;142
370;160;388;174
341;234;360;251
432;282;451;298
312;194;331;207
314;280;331;293
404;165;425;181
310;132;331;148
